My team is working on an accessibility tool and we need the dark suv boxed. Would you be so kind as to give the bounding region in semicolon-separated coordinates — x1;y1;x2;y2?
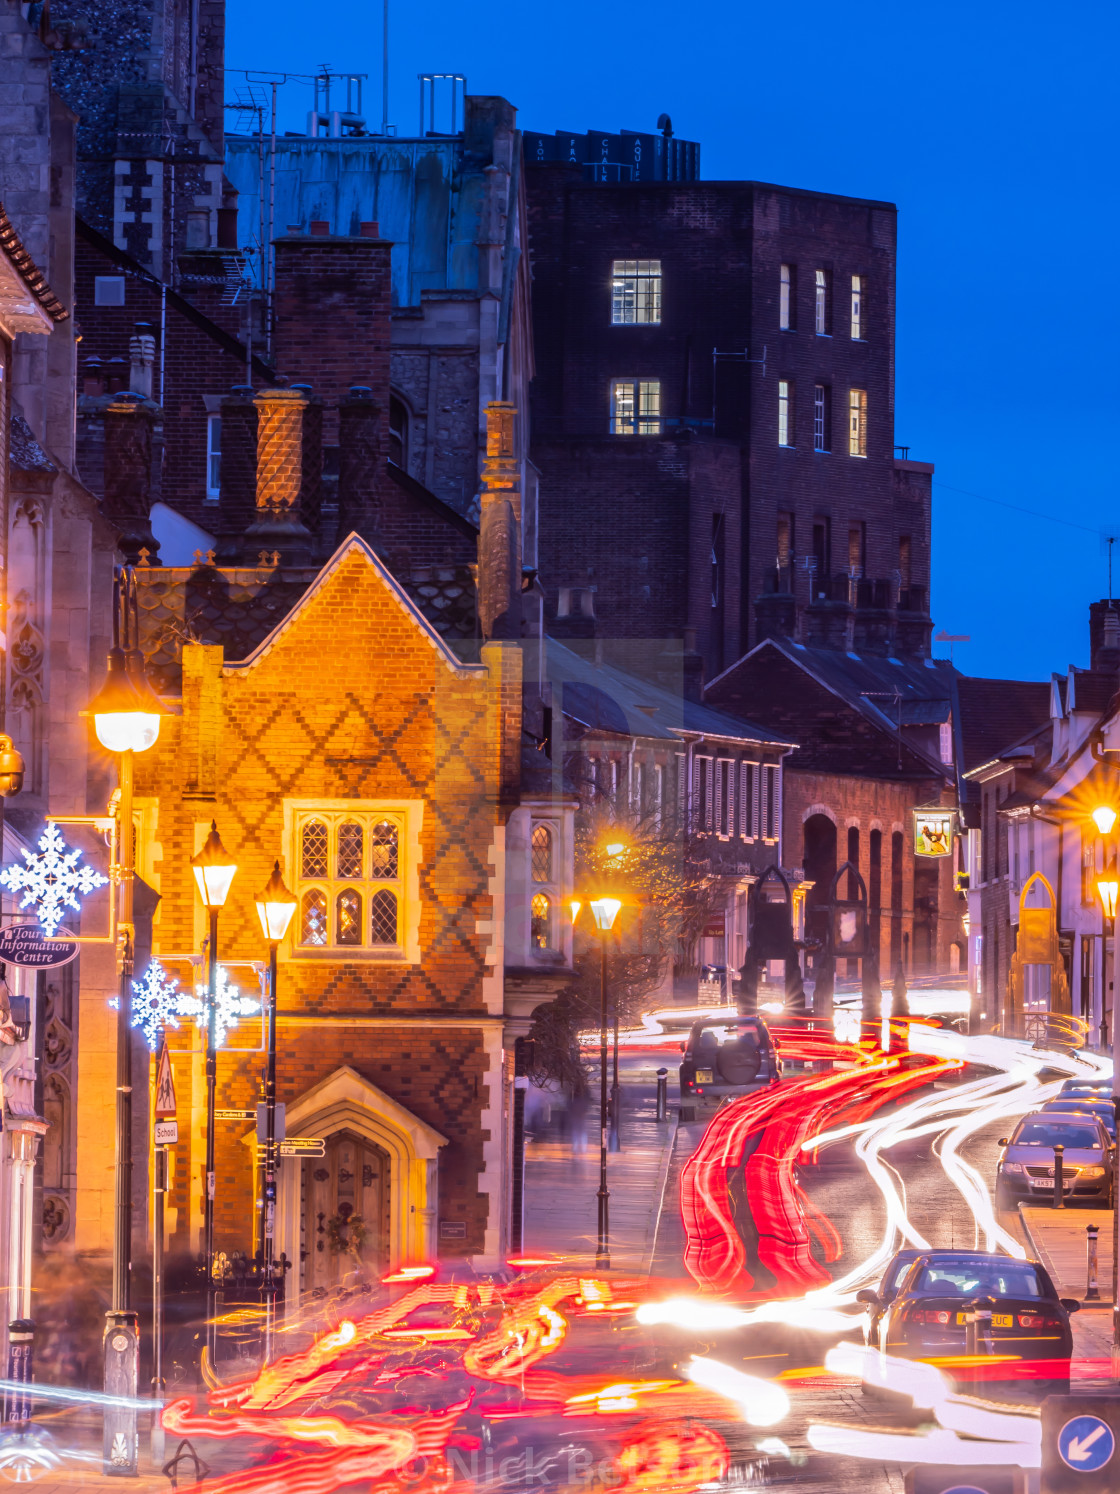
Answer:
679;1014;781;1102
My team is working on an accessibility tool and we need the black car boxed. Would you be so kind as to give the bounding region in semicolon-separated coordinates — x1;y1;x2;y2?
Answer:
679;1014;781;1101
858;1248;923;1350
856;1250;1078;1398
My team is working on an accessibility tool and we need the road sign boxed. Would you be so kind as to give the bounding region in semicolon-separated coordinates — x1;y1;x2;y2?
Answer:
906;1467;1026;1494
1059;1417;1115;1472
153;1119;178;1146
214;1109;255;1121
1042;1396;1120;1493
256;1101;286;1143
154;1046;176;1118
275;1137;324;1158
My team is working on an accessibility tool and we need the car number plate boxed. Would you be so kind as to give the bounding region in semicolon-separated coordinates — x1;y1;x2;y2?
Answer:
1031;1178;1054;1188
992;1313;1013;1328
695;1069;714;1084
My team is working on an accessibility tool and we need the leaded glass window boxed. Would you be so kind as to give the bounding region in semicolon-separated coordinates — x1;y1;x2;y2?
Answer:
336;888;362;944
370;889;398;945
302;820;328;878
300;889;328;946
531;824;553;882
371;820;398;879
337;821;363;878
531;892;552;950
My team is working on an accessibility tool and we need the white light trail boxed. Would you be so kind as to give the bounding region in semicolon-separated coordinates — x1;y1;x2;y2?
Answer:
684;1356;790;1426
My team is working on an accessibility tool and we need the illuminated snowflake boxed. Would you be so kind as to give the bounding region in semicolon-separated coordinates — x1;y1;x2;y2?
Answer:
0;822;109;937
192;967;260;1048
128;960;187;1051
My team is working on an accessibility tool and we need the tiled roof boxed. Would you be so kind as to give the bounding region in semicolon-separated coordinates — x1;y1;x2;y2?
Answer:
954;676;1052;773
0;202;68;322
9;413;55;473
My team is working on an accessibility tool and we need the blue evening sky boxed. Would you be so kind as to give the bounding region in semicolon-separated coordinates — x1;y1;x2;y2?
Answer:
226;0;1117;682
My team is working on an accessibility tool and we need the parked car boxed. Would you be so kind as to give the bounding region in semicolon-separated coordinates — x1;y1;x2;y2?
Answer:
1058;1077;1111;1098
855;1249;1078;1398
679;1015;781;1102
995;1111;1114;1208
1041;1097;1117;1142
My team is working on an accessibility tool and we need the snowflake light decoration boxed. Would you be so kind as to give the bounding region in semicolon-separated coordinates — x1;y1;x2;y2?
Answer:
128;961;187;1051
193;967;260;1048
0;822;109;937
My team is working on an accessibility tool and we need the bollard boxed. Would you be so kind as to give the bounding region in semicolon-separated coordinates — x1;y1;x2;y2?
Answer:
964;1296;994;1358
1086;1224;1101;1300
656;1068;668;1121
1053;1143;1065;1210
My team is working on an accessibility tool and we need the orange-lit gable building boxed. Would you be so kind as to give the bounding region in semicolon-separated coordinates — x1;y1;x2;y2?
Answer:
121;535;524;1292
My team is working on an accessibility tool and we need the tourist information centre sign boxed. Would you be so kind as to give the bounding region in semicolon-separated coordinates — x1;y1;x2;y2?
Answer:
0;922;79;968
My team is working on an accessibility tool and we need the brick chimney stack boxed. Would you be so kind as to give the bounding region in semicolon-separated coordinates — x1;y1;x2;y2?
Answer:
477;402;522;641
102;392;160;563
338;386;381;543
242;388;313;564
217;385;257;562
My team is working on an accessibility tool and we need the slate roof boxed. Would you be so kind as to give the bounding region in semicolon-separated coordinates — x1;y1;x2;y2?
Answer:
548;640;795;748
708;637;956;739
9;413;55;473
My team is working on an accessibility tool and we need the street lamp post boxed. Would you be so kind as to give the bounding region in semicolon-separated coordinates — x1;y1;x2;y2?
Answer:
191;821;238;1372
253;862;297;1363
87;569;164;1476
581;897;621;1268
1090;804;1119;1374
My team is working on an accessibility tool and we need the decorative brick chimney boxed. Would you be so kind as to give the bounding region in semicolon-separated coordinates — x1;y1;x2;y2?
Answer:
477;401;522;641
290;384;323;536
337;386;381;543
102;393;159;563
242;389;313;564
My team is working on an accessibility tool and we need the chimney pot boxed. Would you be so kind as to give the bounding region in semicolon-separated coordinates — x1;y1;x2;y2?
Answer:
348;385;374;400
359;221;380;238
309;220;330;236
286;224;302;235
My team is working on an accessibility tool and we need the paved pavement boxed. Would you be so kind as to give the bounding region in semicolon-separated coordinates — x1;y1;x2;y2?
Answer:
1020;1204;1116;1378
522;1077;677;1271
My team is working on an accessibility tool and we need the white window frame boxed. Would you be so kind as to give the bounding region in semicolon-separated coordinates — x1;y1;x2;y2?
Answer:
716;758;733;837
761;764;781;844
675;753;687;830
739;761;758;840
611;260;662;325
778;380;794;447
814;268;830;335
652;763;663;833
850;274;863;340
282;799;422;964
205;413;221;501
694;755;714;833
939;721;953;765
611;378;662;436
849;388;867;457
779;263;792;330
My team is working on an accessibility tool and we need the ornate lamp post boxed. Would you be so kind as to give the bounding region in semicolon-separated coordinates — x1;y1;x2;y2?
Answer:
87;568;164;1477
190;821;238;1369
253;862;297;1362
1090;803;1119;1375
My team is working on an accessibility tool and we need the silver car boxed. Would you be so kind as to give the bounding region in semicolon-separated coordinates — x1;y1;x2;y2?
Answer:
996;1111;1114;1208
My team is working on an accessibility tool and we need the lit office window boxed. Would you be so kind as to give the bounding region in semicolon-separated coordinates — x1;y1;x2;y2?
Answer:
814;268;830;334
780;263;794;329
849;388;868;457
850;275;863;339
611;260;662;324
611;379;661;435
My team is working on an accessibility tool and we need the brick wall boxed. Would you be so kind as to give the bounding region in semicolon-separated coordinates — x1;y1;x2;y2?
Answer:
132;543;520;1261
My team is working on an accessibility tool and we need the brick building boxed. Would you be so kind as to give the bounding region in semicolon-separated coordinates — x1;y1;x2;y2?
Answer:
525;167;934;680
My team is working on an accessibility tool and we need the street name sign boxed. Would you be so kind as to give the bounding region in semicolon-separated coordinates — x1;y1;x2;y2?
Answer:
1042;1395;1120;1493
254;1136;325;1158
215;1109;255;1121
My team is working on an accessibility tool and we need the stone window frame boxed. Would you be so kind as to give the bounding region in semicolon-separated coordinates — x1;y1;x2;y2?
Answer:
282;798;423;964
529;817;561;957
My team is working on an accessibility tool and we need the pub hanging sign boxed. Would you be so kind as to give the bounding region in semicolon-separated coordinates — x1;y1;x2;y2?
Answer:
913;807;957;858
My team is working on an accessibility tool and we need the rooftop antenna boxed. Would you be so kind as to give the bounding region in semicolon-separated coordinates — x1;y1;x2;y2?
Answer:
1100;527;1120;601
934;629;971;666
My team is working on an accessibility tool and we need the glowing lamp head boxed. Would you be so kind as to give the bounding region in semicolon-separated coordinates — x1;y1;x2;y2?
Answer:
1097;868;1120;922
191;821;238;909
254;859;298;943
568;897;582;926
1093;805;1119;837
604;841;627;858
0;735;25;798
590;896;622;932
88;646;161;754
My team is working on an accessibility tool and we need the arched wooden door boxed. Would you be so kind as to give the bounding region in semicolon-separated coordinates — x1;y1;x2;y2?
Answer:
301;1131;391;1297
